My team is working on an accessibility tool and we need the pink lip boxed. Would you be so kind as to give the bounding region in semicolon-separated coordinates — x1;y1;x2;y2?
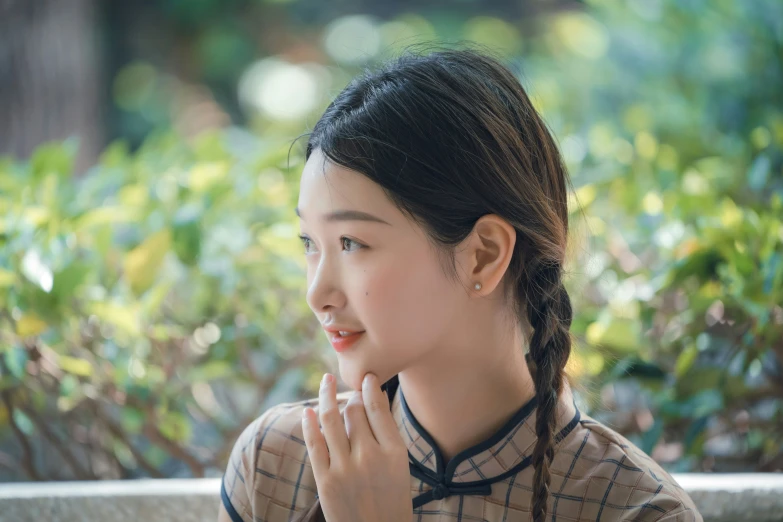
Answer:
323;328;365;352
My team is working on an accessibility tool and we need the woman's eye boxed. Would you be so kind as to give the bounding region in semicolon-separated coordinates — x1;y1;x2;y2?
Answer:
299;235;315;253
341;237;363;252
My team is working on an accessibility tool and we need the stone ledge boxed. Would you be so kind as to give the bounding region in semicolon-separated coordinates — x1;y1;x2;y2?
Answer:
0;474;781;522
671;474;783;522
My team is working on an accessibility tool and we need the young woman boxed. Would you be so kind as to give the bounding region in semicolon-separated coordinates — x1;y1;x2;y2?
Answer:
218;47;702;522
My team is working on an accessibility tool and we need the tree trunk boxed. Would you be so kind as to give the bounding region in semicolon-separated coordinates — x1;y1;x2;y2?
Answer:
0;0;103;173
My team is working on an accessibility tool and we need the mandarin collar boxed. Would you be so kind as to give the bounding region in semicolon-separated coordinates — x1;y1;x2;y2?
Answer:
381;374;581;508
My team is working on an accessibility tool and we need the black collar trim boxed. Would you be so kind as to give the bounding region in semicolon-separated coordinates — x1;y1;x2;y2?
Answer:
381;374;582;509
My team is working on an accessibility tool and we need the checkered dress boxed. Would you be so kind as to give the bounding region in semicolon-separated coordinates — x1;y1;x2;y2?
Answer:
221;375;702;521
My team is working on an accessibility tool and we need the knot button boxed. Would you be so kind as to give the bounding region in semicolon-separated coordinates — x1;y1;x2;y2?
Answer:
432;483;450;500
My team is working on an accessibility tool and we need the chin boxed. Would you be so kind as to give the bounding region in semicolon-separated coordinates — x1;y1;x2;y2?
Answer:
336;360;364;392
337;359;391;393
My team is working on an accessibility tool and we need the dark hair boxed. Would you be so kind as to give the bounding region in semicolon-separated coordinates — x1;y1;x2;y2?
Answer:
293;43;575;522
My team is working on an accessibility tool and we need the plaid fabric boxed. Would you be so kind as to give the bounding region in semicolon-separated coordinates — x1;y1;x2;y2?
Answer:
221;375;702;521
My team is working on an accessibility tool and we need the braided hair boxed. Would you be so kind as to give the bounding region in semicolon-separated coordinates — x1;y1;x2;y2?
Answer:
523;263;573;520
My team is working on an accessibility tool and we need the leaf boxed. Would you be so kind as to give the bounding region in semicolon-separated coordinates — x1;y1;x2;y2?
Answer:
0;268;16;287
0;390;9;427
666;247;724;286
59;374;80;398
640;418;664;455
15;314;49;337
121;407;145;434
192;132;231;162
762;252;782;295
608;357;666;381
23;206;51;227
148;323;186;341
100;140;130;168
675;367;721;398
172;219;202;266
87;302;141;337
51;262;91;303
30;141;75;180
720;198;743;228
188;162;228;192
123;229;172;295
125;383;152;402
12;409;34;435
141;280;175;316
76;206;140;228
3;346;28;379
58;355;93;377
674;345;698;378
585;317;641;352
118;184;149;207
158;411;192;443
185;360;232;383
112;440;136;469
684;416;710;452
143;445;168;468
687;389;724;418
747;154;771;191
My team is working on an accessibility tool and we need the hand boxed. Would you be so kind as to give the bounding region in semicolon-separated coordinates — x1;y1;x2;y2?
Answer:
302;372;412;522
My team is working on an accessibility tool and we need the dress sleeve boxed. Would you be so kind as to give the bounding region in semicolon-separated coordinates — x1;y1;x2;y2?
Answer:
220;409;276;522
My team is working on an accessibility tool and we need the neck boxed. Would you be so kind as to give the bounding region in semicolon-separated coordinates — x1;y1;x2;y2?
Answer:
397;321;535;464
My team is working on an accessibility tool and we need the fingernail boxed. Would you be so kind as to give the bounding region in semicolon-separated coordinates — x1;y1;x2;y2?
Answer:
322;373;332;385
363;373;373;388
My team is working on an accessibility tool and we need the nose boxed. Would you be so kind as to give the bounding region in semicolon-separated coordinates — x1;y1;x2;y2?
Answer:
306;252;346;314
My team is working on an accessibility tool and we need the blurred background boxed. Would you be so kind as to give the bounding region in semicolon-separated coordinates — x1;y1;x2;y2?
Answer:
0;0;781;484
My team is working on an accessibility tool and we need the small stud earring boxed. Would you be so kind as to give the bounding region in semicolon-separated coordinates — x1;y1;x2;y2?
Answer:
474;282;482;291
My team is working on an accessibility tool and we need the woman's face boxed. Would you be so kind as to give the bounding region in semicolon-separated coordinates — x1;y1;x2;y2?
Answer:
297;148;468;391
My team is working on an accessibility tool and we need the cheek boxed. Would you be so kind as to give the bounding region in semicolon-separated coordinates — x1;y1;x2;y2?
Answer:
361;252;457;349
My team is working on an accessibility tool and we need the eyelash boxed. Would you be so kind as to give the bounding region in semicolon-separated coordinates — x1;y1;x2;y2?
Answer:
298;235;364;253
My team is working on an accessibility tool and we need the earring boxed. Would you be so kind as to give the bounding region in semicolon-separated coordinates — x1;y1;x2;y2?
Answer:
474;282;482;291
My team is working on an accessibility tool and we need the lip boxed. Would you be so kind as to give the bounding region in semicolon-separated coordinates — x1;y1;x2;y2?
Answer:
323;327;365;352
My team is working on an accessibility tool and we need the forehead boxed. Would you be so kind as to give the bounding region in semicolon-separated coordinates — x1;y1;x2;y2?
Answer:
297;148;391;215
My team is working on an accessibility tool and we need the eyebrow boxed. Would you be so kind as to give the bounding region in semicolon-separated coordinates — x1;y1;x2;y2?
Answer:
295;208;392;225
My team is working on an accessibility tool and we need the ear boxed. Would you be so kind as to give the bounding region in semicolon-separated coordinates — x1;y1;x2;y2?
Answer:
455;214;516;295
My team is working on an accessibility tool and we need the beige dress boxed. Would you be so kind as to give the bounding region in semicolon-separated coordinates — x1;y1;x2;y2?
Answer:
221;375;702;521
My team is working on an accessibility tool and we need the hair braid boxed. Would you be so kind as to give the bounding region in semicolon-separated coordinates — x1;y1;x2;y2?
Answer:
523;262;573;522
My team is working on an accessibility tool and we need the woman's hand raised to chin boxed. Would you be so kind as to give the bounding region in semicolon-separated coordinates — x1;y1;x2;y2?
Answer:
302;372;413;522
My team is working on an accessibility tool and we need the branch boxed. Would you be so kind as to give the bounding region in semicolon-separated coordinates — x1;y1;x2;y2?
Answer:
0;389;41;481
20;404;91;479
0;450;19;472
143;423;205;477
90;399;164;478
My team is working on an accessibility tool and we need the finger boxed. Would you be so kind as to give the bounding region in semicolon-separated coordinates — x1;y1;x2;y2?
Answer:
302;407;329;478
319;373;350;464
362;373;401;447
311;406;345;434
343;390;374;450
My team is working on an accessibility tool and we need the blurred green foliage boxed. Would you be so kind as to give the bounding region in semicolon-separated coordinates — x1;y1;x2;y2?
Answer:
0;131;324;479
1;0;782;480
547;0;783;472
